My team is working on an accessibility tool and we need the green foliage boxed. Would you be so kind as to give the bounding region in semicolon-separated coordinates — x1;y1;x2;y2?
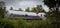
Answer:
30;5;46;13
0;17;57;28
44;0;60;28
0;7;4;18
0;18;18;28
31;7;37;13
43;0;60;8
18;8;23;11
36;5;46;13
25;7;30;12
1;18;60;28
0;18;27;28
0;1;6;18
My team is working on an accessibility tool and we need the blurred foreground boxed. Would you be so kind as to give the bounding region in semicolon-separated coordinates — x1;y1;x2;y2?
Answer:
0;17;59;28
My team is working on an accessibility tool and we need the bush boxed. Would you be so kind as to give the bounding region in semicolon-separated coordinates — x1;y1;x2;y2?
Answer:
0;18;18;28
0;17;57;28
0;18;27;28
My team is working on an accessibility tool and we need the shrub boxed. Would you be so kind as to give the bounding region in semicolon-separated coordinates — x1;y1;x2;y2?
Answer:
0;17;56;28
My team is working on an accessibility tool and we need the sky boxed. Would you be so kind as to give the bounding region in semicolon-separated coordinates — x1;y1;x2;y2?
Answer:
0;0;49;12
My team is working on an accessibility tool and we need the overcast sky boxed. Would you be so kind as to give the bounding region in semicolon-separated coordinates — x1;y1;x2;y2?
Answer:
0;0;49;12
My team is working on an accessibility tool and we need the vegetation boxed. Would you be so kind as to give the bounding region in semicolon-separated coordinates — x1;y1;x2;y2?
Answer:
0;17;53;28
0;7;4;18
10;7;13;10
25;7;30;12
31;7;37;13
44;0;60;28
36;5;46;13
25;5;46;13
18;8;23;11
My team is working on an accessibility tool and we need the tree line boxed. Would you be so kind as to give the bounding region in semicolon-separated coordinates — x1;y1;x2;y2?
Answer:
10;5;46;13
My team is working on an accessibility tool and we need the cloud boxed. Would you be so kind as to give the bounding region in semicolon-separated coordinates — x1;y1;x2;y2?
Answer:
18;1;39;9
0;0;49;11
4;0;43;10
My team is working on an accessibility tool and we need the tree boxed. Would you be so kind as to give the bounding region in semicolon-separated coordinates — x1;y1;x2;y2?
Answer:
44;0;60;28
25;7;30;12
31;7;37;13
0;1;6;18
36;5;46;13
44;0;60;12
0;7;4;18
31;5;46;13
10;7;13;10
18;8;23;11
